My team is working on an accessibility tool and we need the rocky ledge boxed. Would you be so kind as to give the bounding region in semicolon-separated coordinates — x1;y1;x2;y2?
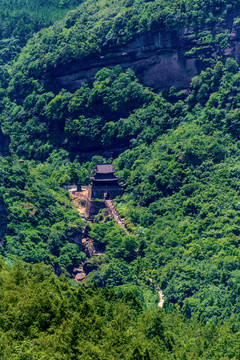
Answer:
48;29;200;92
47;9;240;92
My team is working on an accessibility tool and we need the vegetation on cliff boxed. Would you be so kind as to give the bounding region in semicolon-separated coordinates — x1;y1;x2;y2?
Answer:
3;0;240;357
85;60;240;323
10;0;240;79
3;58;240;322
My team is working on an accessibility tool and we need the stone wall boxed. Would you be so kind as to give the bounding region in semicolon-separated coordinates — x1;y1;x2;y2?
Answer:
86;198;106;220
91;185;123;200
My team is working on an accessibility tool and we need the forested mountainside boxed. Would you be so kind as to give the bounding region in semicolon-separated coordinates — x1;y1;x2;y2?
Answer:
3;0;240;358
2;260;240;359
5;0;240;93
10;0;240;76
0;0;81;64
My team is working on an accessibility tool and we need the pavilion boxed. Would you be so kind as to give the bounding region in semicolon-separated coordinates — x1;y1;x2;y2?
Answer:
88;164;122;200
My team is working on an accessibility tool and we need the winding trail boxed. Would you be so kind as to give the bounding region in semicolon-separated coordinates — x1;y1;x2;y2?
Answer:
105;200;130;234
67;188;165;305
148;278;165;308
106;201;165;307
157;288;165;308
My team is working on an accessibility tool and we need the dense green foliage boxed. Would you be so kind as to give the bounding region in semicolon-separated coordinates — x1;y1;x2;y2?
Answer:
0;0;82;64
0;153;87;273
40;59;240;324
109;60;240;323
3;0;240;356
4;23;240;322
0;151;113;273
10;0;240;78
0;260;240;359
1;67;165;159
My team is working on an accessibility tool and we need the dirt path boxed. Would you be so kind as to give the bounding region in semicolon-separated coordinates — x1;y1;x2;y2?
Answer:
157;288;165;308
105;200;130;234
68;189;165;306
105;201;165;307
71;188;88;217
149;278;165;308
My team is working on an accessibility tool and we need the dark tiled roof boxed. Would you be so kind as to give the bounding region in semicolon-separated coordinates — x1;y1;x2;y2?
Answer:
92;178;119;182
96;164;115;173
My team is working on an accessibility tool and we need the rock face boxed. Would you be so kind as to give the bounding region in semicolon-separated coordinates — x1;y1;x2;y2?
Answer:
48;29;201;92
0;133;10;157
47;9;240;92
225;19;240;61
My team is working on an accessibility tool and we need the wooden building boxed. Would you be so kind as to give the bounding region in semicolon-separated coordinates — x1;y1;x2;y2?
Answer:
89;164;122;200
86;164;122;218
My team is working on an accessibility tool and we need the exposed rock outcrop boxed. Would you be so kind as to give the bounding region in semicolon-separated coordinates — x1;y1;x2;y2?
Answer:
48;29;200;92
225;18;240;61
46;10;240;92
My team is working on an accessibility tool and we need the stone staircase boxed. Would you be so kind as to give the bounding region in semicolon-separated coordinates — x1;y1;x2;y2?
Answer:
105;200;129;235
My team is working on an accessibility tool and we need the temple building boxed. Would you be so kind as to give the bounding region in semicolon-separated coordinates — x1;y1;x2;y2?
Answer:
88;164;122;200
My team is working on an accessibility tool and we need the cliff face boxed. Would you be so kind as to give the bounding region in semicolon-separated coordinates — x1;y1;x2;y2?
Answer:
47;10;240;92
0;133;10;157
226;18;240;61
48;29;200;92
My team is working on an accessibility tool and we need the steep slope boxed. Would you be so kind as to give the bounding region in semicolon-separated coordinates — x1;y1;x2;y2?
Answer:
0;154;87;274
46;28;199;92
3;0;240;329
46;11;240;92
0;132;9;244
1;260;240;359
9;0;240;92
106;60;240;323
0;0;82;63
